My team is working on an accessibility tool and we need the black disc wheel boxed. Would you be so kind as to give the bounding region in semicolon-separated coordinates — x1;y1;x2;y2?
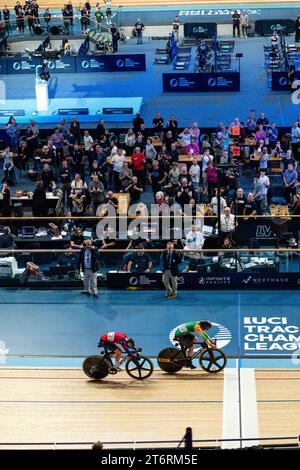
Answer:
157;347;186;373
198;348;227;373
125;355;154;380
82;355;109;380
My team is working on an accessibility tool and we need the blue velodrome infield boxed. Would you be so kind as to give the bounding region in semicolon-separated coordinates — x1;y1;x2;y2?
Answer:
0;289;299;368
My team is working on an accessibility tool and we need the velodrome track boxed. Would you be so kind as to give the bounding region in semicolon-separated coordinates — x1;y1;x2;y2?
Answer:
0;289;299;449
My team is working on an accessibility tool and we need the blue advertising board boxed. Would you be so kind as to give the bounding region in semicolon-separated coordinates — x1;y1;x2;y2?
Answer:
46;56;76;74
0;59;7;75
6;57;42;74
163;72;240;92
75;55;110;73
184;22;217;38
110;54;146;72
271;71;300;91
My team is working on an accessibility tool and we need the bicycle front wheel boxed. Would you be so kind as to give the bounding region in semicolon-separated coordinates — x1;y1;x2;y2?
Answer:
82;355;109;380
198;348;227;373
125;355;154;380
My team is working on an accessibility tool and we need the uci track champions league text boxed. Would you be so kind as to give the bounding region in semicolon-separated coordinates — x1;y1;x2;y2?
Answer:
243;317;300;353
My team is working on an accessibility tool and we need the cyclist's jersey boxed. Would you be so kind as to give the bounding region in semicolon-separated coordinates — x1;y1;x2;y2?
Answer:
101;332;129;350
175;321;211;344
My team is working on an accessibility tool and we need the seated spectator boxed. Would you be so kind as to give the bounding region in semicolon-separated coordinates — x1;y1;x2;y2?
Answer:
186;138;200;155
0;226;14;249
57;247;79;269
70;227;85;249
61;211;76;233
254;124;266;143
98;226;116;250
127;249;152;273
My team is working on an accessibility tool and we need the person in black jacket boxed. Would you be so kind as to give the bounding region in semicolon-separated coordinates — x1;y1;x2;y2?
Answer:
160;241;182;298
32;180;47;217
79;239;99;298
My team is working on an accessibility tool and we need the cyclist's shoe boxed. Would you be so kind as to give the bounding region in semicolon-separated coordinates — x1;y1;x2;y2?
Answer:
185;359;197;369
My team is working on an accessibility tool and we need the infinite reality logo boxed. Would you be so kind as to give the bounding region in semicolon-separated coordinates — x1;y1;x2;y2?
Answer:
129;276;139;286
208;78;217;87
116;59;125;68
270;24;284;31
47;61;55;70
81;60;90;69
169;78;179;87
192;26;206;33
13;62;21;71
279;77;288;86
169;322;232;350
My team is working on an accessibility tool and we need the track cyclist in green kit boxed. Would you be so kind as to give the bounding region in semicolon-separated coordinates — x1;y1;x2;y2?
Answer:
174;321;217;369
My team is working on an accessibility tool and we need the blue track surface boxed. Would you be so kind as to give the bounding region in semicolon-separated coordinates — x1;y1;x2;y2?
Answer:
0;289;299;368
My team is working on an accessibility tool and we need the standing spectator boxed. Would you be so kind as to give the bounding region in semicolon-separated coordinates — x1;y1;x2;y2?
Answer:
166;115;178;138
152;112;164;141
131;146;146;188
132;112;144;134
1;180;11;217
295;15;300;43
220;207;237;241
32;181;47;217
253;174;264;215
79;239;99;298
5;117;20;150
240;10;249;38
44;8;51;30
80;5;90;32
145;138;157;168
83;130;94;169
291;120;300;160
125;176;144;205
172;15;180;40
124;128;136;156
283;163;298;203
149;160;167;200
2;147;15;183
67;1;74;27
119;162;133;192
70;117;81;143
232;10;240;38
160;242;182;299
179;128;191;148
189;122;201;144
51;127;64;164
16;8;25;34
258;169;270;212
3;5;11;32
205;162;218;198
71;144;85;178
111;148;125;192
134;18;145;45
89;174;105;213
111;24;120;52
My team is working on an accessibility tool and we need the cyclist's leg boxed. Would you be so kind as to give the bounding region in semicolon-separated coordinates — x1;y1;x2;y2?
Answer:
114;347;123;367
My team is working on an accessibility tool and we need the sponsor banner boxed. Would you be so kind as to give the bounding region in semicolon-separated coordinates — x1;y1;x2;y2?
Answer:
0;109;25;116
179;9;262;18
6;57;42;74
110;54;146;72
46;57;76;74
75;55;110;73
163;73;200;92
162;72;240;93
107;273;300;290
0;59;7;75
103;107;133;115
57;108;89;115
184;22;217;38
200;72;240;92
255;19;295;35
271;71;300;91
